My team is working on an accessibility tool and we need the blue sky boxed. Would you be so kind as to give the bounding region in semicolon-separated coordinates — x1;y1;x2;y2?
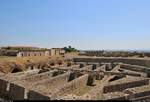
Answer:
0;0;150;50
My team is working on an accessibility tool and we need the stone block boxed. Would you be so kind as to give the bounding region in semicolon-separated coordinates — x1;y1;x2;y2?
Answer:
9;83;25;100
28;90;50;100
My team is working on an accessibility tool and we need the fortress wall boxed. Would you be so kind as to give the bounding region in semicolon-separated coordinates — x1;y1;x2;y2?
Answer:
103;79;149;93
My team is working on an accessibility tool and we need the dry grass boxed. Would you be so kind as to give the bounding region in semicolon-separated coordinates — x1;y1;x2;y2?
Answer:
0;56;65;73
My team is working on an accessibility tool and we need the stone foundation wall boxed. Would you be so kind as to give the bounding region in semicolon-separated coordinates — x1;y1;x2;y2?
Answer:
0;78;27;100
131;95;150;101
32;71;71;90
73;57;150;67
109;96;126;100
107;89;150;100
53;74;89;98
80;65;93;70
103;79;149;93
134;91;150;98
0;78;9;98
9;69;40;82
120;64;150;73
0;77;51;100
20;70;57;83
17;51;46;57
125;89;150;100
9;83;26;100
28;90;50;100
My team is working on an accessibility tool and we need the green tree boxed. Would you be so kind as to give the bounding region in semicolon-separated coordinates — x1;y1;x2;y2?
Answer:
63;46;77;53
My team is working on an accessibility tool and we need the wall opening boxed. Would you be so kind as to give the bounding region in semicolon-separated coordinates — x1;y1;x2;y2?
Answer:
50;62;55;66
30;66;34;70
11;68;22;73
52;71;64;77
58;62;62;65
109;75;124;82
68;72;76;81
21;53;23;57
87;74;95;86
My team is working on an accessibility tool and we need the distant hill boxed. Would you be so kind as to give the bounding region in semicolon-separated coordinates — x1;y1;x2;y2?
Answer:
0;46;49;56
1;46;48;51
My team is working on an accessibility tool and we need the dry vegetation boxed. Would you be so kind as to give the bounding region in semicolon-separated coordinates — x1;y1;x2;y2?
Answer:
0;56;66;74
0;51;79;74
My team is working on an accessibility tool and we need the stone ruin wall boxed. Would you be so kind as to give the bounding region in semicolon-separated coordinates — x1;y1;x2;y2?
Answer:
53;74;89;98
103;78;149;93
28;90;51;100
108;87;150;101
0;72;71;100
73;57;150;67
19;70;57;83
0;78;28;100
17;51;46;57
0;63;95;100
1;57;150;100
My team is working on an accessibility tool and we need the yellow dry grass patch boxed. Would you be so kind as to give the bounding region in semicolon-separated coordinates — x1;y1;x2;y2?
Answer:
0;55;65;73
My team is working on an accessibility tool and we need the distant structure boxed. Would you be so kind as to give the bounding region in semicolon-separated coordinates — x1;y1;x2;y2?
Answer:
79;50;104;56
17;48;65;57
0;46;66;57
79;50;150;57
